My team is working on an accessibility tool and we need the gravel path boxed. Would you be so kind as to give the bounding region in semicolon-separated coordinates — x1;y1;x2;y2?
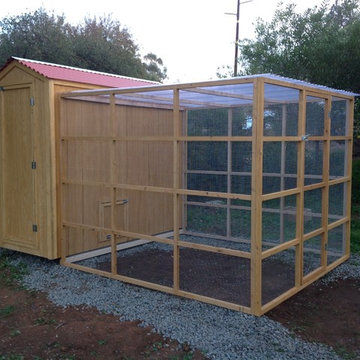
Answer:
3;247;360;360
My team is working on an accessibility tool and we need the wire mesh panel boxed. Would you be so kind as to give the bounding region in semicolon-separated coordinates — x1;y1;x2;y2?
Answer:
327;224;346;265
263;84;299;136
117;242;174;287
263;142;298;194
179;247;251;307
232;142;252;196
329;140;346;179
184;101;253;248
303;188;323;234
232;106;253;136
262;195;297;249
304;141;324;185
187;141;227;171
303;235;323;276
306;96;325;136
262;247;296;305
186;201;227;237
231;200;251;243
328;183;347;224
331;97;348;136
187;108;229;136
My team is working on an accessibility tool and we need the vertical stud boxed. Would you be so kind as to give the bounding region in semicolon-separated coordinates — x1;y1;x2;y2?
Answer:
251;78;264;315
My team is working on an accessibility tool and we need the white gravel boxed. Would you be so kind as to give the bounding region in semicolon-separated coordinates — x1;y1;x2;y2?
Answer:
3;246;360;360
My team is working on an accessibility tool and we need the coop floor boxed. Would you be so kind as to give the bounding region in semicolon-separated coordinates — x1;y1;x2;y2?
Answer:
78;237;295;308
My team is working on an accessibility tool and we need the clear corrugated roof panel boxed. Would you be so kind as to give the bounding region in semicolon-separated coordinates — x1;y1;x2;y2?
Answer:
66;73;357;109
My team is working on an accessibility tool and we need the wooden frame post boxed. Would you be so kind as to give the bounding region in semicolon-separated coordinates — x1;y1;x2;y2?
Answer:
58;98;66;264
110;93;117;275
295;90;306;286
279;104;287;243
251;78;264;315
345;99;354;257
227;109;233;238
322;96;331;268
173;88;181;292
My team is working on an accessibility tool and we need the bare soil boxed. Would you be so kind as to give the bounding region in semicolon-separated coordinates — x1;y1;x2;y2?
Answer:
0;271;207;359
267;277;360;359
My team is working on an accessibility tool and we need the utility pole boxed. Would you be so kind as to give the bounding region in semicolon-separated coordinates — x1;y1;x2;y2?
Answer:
234;0;240;77
226;0;253;77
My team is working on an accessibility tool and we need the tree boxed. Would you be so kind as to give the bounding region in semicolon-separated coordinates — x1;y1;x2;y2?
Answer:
236;0;360;94
0;9;167;82
0;9;73;66
143;53;167;82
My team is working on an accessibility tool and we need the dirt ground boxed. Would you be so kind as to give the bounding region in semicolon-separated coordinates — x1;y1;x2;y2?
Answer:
267;277;360;359
0;263;207;360
1;257;360;359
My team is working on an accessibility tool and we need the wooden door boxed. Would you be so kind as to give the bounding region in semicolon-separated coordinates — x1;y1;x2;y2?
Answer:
1;86;38;249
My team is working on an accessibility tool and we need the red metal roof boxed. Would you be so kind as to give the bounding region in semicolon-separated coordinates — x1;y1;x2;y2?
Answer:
4;57;157;88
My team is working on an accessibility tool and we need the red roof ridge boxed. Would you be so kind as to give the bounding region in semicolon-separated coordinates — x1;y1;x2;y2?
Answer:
12;56;158;85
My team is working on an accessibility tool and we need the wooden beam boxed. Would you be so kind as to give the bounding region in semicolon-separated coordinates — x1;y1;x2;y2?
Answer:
226;109;232;238
183;87;254;102
61;179;252;201
322;96;331;268
60;135;254;142
173;88;180;293
177;240;251;259
110;93;117;275
345;99;354;257
262;238;299;259
250;78;264;315
295;90;306;286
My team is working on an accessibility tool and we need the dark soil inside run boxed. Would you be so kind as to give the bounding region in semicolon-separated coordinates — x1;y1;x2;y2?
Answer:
97;248;295;308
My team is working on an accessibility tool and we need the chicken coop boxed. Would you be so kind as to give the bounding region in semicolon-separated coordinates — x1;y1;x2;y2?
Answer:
59;74;356;315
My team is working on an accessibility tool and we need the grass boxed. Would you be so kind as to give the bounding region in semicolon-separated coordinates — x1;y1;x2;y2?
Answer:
0;305;15;318
0;250;28;287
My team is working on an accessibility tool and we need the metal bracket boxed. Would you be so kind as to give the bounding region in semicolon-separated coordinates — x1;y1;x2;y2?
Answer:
32;224;38;232
301;134;310;141
0;87;4;91
30;97;35;106
31;161;37;169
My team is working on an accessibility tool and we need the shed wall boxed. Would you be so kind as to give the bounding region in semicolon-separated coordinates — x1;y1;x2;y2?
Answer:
0;64;56;258
0;63;116;259
60;98;175;255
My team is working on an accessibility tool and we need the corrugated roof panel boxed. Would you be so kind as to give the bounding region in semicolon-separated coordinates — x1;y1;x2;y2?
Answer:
9;57;156;88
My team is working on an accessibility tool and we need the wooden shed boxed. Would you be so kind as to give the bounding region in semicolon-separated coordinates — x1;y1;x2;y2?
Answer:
0;57;155;259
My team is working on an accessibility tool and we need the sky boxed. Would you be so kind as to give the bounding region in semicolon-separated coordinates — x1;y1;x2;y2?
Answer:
0;0;326;83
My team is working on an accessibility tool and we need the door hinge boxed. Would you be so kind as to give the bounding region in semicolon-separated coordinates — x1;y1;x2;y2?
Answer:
30;97;35;106
32;224;38;232
31;161;36;169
